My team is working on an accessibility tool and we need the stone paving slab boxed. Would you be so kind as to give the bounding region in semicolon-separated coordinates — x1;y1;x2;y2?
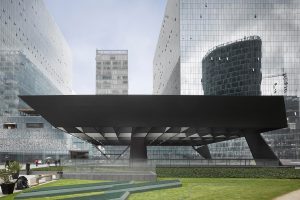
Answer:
15;180;181;200
107;180;182;194
104;180;181;191
23;181;118;192
15;181;132;199
64;191;130;200
273;189;300;200
63;171;157;181
60;180;181;200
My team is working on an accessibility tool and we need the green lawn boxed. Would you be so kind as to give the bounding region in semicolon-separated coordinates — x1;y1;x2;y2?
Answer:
0;179;103;200
129;178;300;200
1;178;300;200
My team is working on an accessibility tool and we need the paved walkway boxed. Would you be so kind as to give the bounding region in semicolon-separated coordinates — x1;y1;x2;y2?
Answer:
14;180;181;199
274;189;300;200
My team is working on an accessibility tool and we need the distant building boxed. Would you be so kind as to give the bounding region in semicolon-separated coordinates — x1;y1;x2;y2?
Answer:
96;50;128;95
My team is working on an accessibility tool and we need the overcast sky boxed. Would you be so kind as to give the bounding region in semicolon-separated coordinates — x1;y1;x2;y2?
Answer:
44;0;166;94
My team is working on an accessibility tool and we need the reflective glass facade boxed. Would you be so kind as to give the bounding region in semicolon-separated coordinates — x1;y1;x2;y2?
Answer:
0;51;62;115
0;51;73;162
96;146;201;160
0;0;76;162
154;0;300;159
179;0;300;97
0;0;72;94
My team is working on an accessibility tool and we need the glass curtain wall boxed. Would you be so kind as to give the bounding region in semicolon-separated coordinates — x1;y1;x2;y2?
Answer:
180;0;300;159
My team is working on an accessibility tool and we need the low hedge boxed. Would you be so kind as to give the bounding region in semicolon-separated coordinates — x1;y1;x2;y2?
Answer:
30;166;300;179
32;166;64;171
156;167;300;179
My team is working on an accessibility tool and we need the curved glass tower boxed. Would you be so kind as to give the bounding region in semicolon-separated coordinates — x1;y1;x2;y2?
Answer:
202;36;262;96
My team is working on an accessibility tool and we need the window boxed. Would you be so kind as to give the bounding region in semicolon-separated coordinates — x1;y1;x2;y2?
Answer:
3;123;17;129
102;75;111;80
26;123;44;128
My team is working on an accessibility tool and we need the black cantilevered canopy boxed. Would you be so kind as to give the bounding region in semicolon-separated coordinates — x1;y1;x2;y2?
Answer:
20;95;287;162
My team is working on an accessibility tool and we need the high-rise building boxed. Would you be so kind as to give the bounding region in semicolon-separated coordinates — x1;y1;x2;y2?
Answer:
96;50;128;95
0;0;77;162
153;0;300;160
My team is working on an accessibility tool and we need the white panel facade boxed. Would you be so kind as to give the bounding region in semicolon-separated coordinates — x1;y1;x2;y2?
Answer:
153;0;180;95
0;0;75;161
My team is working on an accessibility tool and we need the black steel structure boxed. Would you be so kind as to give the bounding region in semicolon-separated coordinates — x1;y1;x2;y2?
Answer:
20;95;287;164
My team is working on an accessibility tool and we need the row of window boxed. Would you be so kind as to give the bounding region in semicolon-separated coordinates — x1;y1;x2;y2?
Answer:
97;66;128;70
97;61;128;65
3;123;44;129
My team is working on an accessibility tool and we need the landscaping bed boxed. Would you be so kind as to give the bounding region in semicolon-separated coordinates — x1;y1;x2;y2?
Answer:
156;167;300;179
31;166;63;171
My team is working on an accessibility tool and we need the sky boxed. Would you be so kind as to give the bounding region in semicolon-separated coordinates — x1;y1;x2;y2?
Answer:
44;0;167;94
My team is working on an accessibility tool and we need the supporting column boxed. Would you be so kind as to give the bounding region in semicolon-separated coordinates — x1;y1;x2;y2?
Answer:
130;137;147;160
244;132;281;166
192;145;212;159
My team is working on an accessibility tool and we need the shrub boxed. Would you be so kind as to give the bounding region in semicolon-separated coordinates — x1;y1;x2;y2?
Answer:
156;167;300;179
